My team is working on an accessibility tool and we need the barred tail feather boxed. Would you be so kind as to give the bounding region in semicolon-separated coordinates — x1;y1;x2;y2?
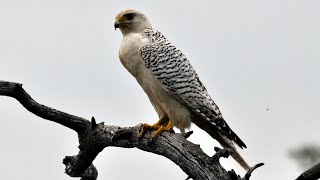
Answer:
217;133;250;171
192;115;250;170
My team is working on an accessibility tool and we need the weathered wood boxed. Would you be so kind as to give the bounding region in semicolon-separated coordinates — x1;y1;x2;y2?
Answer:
0;80;264;180
296;163;320;180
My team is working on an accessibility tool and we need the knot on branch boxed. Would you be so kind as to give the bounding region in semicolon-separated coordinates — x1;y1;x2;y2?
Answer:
209;147;231;164
111;127;135;142
63;156;98;180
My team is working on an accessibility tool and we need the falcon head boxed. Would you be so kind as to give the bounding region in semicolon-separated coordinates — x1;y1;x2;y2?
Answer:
114;9;151;34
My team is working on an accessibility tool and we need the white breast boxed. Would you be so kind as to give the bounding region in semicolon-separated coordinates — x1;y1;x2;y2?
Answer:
119;33;145;77
119;33;192;132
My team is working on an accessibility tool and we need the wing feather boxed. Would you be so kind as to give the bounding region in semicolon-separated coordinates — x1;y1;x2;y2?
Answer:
139;28;246;148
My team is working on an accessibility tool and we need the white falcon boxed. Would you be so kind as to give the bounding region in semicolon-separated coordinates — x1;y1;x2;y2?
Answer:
114;9;250;170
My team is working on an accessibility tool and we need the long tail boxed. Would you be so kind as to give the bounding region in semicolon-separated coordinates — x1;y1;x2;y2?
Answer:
192;115;250;170
216;133;250;171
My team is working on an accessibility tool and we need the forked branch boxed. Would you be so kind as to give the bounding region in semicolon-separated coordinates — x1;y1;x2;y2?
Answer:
0;80;264;180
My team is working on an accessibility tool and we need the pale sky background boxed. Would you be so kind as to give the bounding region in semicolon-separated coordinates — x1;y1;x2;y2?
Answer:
0;1;319;180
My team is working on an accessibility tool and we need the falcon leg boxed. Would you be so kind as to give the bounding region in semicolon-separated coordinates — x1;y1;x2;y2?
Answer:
152;120;173;140
138;116;169;139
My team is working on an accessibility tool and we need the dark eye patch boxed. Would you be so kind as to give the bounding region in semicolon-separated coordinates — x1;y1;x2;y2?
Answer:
124;13;134;20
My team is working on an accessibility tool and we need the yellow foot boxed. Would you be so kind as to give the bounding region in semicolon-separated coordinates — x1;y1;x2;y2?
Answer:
152;120;173;141
138;122;163;138
138;123;152;138
138;117;173;139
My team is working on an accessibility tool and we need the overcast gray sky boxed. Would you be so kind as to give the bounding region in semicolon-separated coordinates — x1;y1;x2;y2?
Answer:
1;0;320;180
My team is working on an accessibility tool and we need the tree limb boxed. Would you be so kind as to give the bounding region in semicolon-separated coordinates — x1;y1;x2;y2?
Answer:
296;162;320;180
0;80;263;180
0;80;89;132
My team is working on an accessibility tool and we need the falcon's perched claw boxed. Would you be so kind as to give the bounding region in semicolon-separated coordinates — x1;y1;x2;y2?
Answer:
138;117;174;140
152;120;174;140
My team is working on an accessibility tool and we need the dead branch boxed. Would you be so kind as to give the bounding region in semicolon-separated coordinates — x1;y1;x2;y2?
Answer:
0;80;263;180
296;162;320;180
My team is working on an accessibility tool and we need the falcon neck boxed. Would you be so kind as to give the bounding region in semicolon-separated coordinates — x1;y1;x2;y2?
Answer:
120;23;152;36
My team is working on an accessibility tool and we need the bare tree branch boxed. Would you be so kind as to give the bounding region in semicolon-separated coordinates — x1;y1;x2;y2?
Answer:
296;162;320;180
0;80;263;180
0;80;89;132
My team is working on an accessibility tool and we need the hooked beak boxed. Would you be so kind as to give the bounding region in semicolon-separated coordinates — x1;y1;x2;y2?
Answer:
114;21;122;30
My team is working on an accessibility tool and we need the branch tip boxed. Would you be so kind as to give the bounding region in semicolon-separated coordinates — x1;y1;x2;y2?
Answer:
63;156;73;165
228;163;264;180
183;131;193;139
214;146;221;152
244;163;264;180
91;117;97;129
228;169;240;180
63;156;98;180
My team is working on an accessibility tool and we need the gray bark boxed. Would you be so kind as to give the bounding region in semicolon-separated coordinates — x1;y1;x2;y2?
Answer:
0;80;264;180
296;163;320;180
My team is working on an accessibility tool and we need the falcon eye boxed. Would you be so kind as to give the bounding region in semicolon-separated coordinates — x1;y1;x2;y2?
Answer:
124;13;134;20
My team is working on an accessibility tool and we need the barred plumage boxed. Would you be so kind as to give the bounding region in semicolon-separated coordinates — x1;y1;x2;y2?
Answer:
139;28;246;148
115;9;249;170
